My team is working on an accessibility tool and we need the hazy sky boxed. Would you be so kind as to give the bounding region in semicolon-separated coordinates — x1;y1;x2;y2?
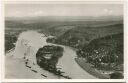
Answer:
5;4;123;17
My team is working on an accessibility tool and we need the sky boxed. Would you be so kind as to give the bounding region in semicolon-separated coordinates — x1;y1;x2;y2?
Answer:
5;3;123;17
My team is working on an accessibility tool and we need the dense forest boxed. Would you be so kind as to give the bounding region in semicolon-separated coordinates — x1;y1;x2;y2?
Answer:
76;33;123;78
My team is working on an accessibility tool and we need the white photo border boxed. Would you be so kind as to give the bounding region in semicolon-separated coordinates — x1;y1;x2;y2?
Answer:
0;0;127;82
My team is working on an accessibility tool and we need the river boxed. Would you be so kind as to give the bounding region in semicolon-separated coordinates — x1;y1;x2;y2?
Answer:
5;30;96;79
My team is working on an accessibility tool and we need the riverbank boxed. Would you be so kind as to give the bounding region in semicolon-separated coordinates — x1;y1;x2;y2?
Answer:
75;58;110;79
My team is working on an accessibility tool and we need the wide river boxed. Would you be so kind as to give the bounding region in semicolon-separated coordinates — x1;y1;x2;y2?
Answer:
5;30;96;79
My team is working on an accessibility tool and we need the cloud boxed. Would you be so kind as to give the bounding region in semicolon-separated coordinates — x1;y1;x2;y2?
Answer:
103;9;113;15
24;10;48;17
5;4;122;17
33;11;45;16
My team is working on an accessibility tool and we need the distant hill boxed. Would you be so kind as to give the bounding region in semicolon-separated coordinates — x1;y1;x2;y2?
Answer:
5;16;123;37
5;16;123;48
56;23;123;48
5;16;123;22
